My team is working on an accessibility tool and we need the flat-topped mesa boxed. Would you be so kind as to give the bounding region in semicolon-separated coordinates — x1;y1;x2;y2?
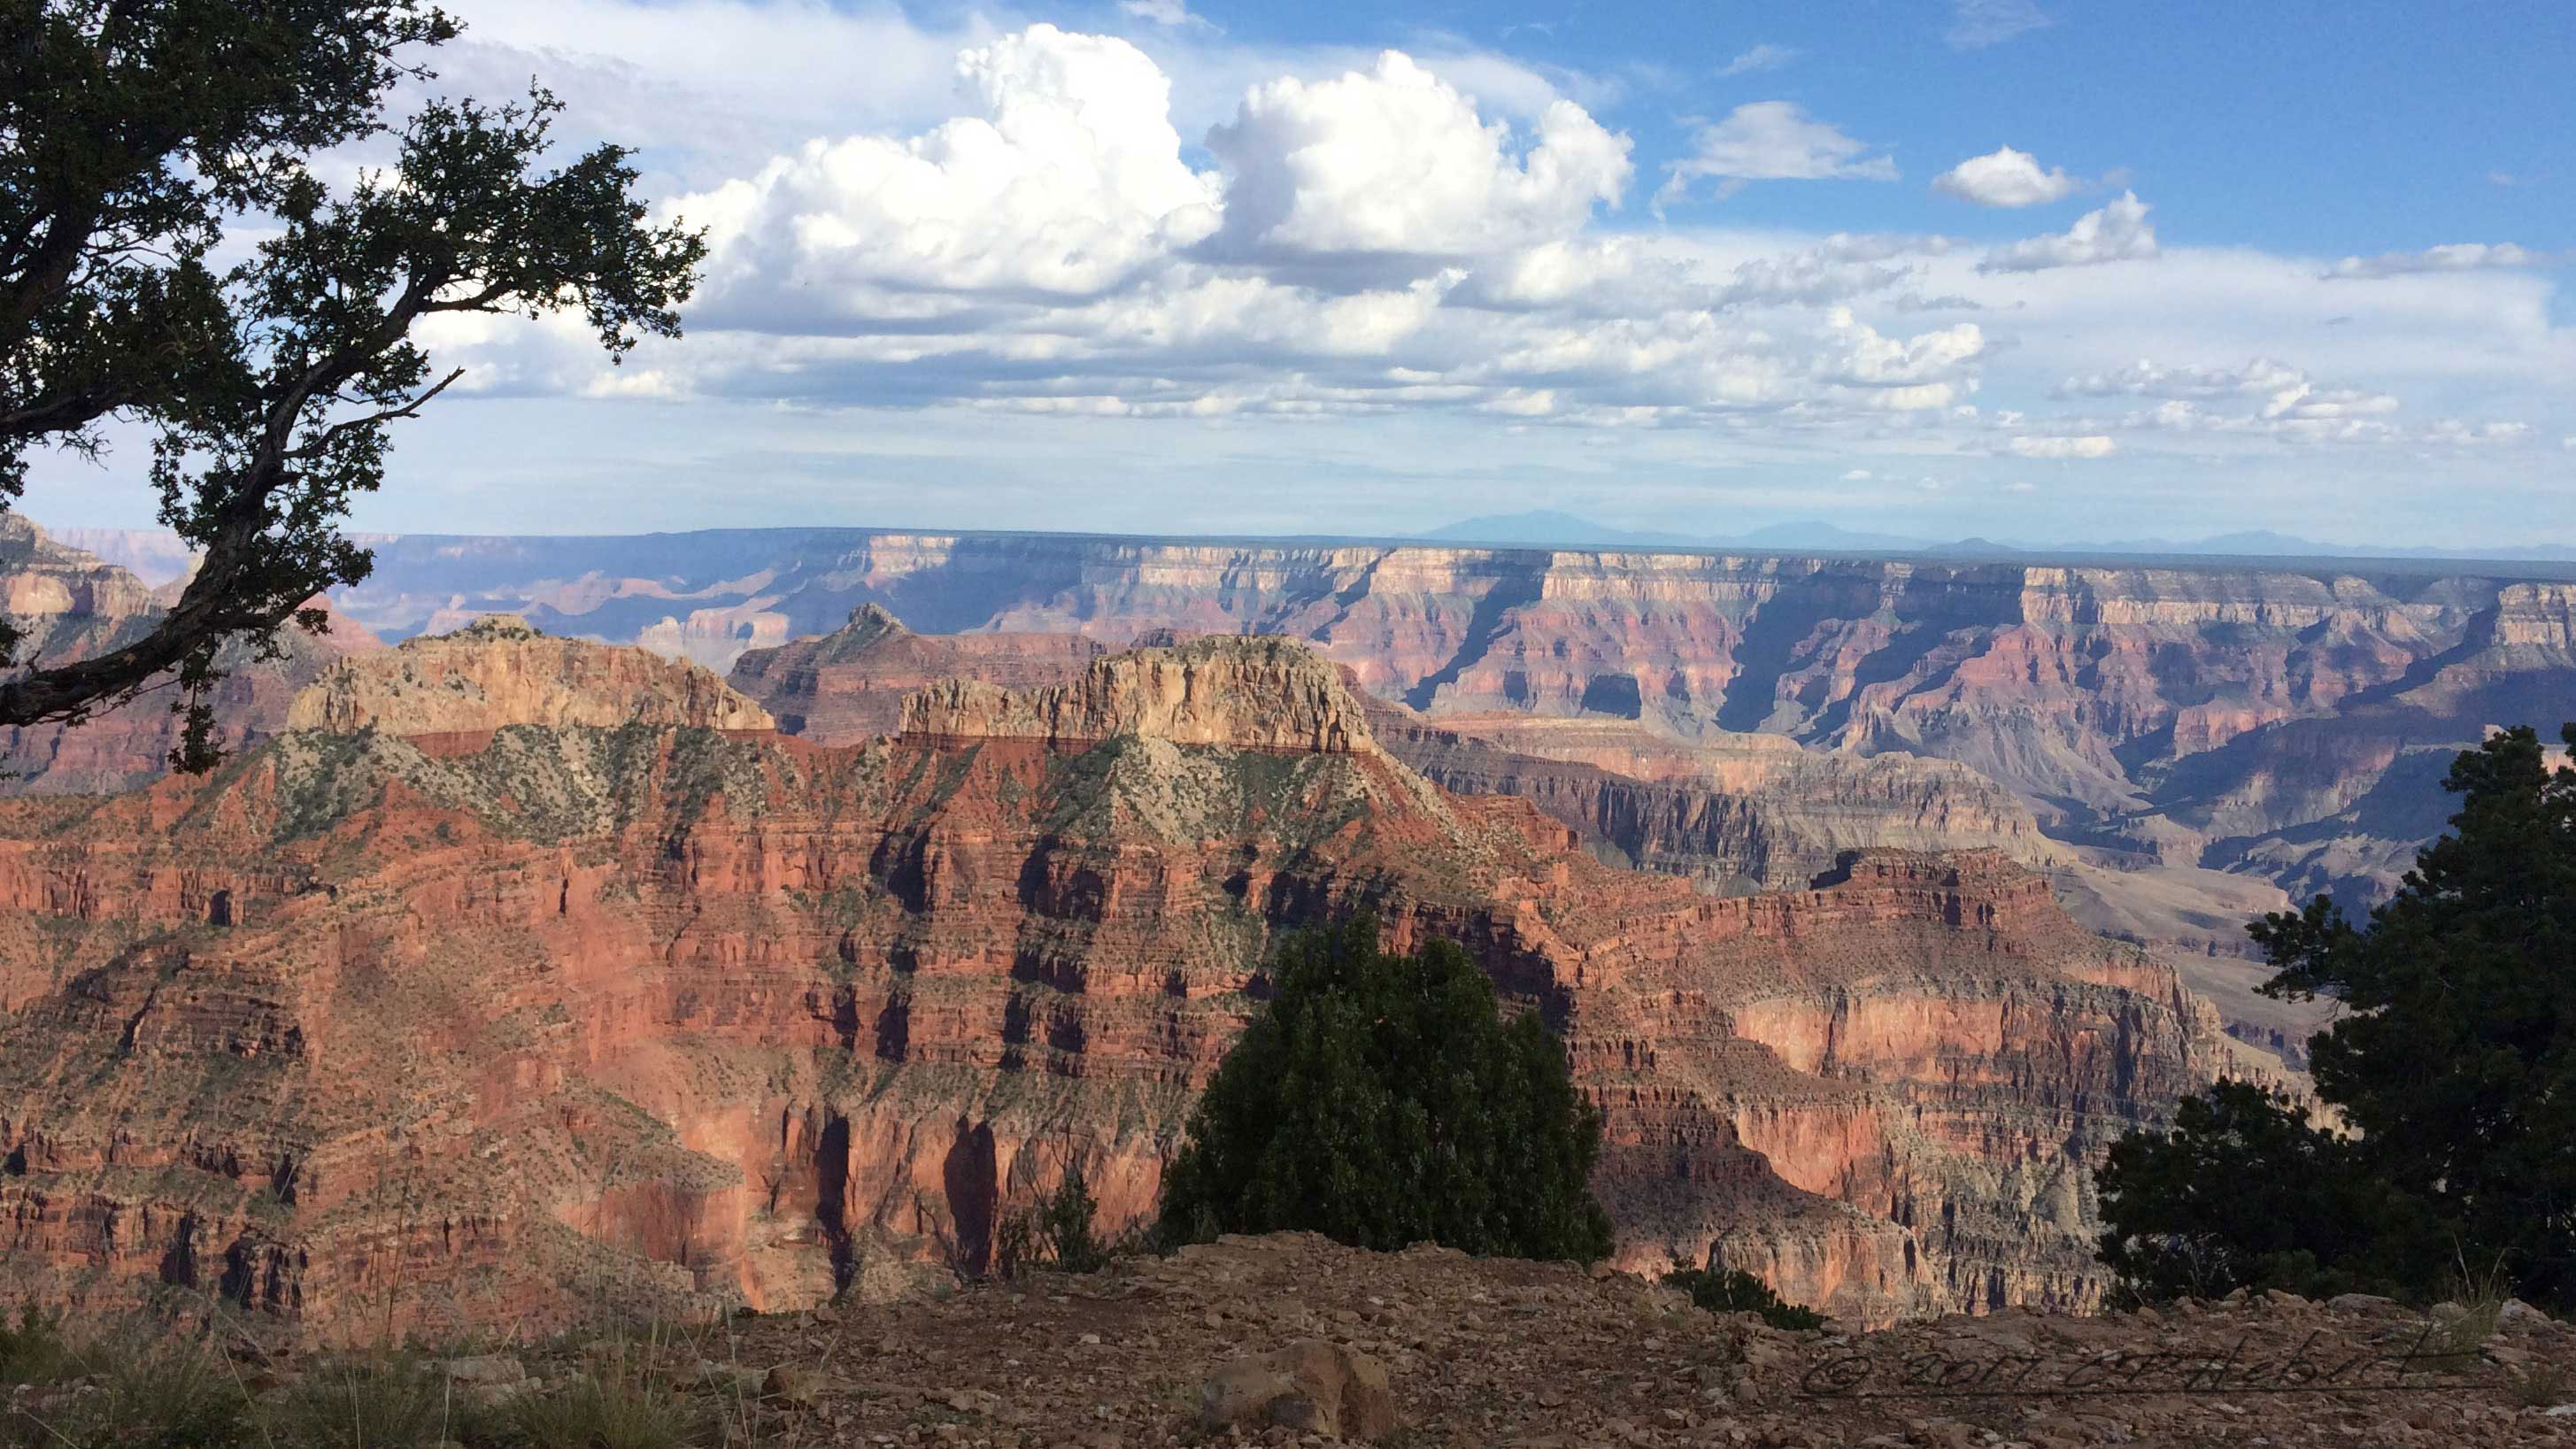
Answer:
900;635;1377;754
285;613;775;736
1798;847;2064;933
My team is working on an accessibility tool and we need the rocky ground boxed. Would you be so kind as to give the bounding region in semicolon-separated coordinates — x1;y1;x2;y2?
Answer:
413;1232;2567;1449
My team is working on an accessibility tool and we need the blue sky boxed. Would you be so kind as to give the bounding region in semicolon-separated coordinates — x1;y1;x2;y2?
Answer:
1462;0;2571;258
20;0;2575;548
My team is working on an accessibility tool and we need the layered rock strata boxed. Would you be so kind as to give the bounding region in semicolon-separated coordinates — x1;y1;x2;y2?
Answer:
0;628;2247;1340
1364;705;2061;892
285;613;772;735
729;605;1105;743
335;528;2576;915
0;516;382;792
726;611;2060;895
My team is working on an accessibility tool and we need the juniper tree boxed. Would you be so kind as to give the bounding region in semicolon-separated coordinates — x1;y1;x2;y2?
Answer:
1157;914;1615;1262
2099;724;2576;1309
1;2;705;767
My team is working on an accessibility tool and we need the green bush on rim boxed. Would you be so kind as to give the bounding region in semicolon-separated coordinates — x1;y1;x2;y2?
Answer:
1156;915;1614;1263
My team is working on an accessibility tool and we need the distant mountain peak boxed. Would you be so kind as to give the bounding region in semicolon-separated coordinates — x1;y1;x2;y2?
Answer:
1414;511;1701;549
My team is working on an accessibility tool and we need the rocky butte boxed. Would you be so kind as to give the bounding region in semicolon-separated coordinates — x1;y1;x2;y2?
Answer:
285;612;774;736
730;604;1107;742
0;621;2274;1343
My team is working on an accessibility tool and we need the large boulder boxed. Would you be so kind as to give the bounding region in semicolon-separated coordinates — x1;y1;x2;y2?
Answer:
1199;1339;1398;1441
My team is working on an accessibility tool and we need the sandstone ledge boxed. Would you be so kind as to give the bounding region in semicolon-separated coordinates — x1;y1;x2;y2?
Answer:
901;636;1377;754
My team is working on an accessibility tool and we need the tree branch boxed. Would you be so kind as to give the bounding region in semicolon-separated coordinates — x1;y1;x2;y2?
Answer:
288;366;464;459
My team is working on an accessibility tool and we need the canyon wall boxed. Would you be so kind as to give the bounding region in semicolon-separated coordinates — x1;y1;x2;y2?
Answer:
0;517;382;792
725;607;2061;894
0;625;2248;1339
1364;706;2063;892
286;613;773;734
729;605;1107;742
319;528;2576;916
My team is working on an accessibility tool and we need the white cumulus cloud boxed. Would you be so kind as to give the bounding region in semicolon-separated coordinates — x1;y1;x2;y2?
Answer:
1200;51;1631;275
1979;191;2157;273
1931;146;2078;207
675;25;1219;316
644;27;2000;433
2057;357;2309;399
2422;419;2532;446
396;16;2563;527
2007;435;2116;459
1655;102;1896;209
2046;356;2409;443
1823;306;1986;389
2260;382;2400;421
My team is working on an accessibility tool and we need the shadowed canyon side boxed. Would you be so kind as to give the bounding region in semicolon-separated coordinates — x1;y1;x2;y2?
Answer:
330;528;2576;918
0;624;2251;1337
0;517;383;793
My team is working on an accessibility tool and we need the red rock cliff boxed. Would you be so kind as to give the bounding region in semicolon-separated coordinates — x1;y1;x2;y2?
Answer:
331;528;2576;919
0;632;2246;1339
286;614;771;735
0;516;382;792
729;605;1105;743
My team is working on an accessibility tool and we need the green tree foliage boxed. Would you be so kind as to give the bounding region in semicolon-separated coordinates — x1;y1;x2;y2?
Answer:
1156;915;1615;1262
1;2;705;767
1037;1167;1110;1274
2098;724;2576;1309
2096;1080;2434;1302
1660;1259;1826;1331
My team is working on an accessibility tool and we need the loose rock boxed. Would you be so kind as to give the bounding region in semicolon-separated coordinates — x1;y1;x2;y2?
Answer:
1199;1339;1397;1442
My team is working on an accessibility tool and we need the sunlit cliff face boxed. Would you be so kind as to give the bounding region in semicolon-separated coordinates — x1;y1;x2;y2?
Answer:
0;628;2263;1337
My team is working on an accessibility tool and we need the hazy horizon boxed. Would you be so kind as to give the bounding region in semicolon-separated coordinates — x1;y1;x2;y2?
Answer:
31;508;2576;582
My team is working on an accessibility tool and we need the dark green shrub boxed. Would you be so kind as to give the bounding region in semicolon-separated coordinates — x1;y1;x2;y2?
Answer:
1661;1260;1826;1331
1037;1168;1108;1274
0;1304;69;1386
1155;915;1614;1262
6;1340;257;1449
2096;724;2576;1311
993;1211;1037;1280
266;1353;495;1449
2097;1079;2433;1304
2507;1360;2572;1410
995;1168;1114;1277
